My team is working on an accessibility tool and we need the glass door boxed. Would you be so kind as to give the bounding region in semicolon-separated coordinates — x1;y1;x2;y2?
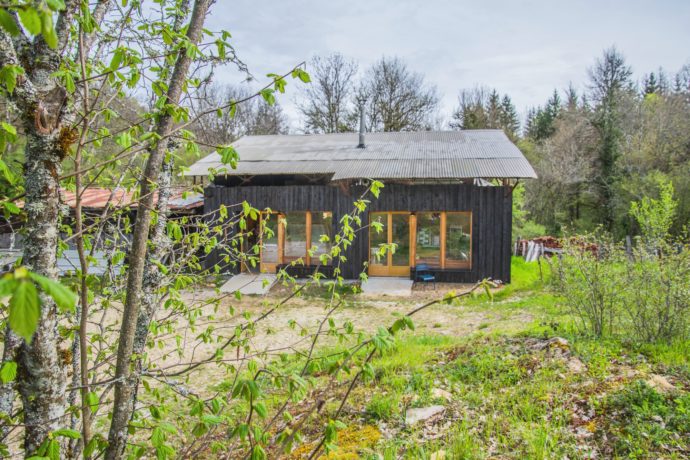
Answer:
369;212;411;277
260;212;282;273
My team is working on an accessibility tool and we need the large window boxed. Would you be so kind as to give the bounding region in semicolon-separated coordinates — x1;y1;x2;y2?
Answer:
261;213;280;264
369;212;388;266
415;212;442;267
283;211;307;263
445;212;472;268
367;211;472;276
310;212;333;264
260;211;333;270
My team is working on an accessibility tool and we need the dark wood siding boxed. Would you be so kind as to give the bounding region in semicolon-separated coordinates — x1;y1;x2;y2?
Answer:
204;183;513;283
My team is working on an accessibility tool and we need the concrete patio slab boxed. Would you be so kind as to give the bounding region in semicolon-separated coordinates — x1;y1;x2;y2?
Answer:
361;277;413;296
220;273;277;295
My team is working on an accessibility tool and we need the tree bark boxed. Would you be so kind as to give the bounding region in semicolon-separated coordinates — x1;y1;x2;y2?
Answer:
0;330;21;440
0;19;74;453
105;1;212;457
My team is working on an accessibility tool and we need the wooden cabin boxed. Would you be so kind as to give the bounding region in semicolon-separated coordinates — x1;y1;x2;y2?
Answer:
187;130;536;283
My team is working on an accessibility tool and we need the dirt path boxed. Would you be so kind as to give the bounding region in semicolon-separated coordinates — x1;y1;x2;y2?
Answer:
154;283;534;391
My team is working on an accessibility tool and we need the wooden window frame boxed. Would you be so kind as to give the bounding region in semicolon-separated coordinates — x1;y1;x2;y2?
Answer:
365;211;472;276
443;211;472;269
307;211;334;267
260;210;333;272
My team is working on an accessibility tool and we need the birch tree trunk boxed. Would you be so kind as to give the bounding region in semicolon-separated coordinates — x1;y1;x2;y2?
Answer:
105;1;212;457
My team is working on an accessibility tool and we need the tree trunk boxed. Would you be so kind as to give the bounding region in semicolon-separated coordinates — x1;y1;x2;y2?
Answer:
18;123;68;455
105;1;212;457
0;330;21;439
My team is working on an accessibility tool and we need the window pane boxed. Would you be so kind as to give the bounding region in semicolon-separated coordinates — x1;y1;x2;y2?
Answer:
261;213;279;263
445;212;471;268
369;212;387;266
391;214;410;266
284;211;307;263
310;212;333;265
415;212;441;267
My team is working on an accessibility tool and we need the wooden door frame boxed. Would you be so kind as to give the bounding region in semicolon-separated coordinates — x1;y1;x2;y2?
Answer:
368;211;412;277
369;211;474;277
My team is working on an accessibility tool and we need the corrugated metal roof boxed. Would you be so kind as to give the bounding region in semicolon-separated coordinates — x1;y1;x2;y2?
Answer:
186;130;537;180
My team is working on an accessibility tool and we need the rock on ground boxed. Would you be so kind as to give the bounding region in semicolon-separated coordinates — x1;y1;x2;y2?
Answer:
647;374;675;393
405;405;446;425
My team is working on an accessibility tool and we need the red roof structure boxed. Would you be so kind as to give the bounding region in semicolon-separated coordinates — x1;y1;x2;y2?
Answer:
60;188;203;211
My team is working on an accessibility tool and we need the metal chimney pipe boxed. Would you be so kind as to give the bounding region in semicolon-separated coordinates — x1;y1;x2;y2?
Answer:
357;97;366;148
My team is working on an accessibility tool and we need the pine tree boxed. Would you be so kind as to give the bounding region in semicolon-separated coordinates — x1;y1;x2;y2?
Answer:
486;90;502;128
588;47;633;231
643;72;659;95
499;95;520;140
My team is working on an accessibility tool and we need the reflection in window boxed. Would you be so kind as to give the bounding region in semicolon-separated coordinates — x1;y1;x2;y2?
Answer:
284;211;307;263
261;213;279;263
445;212;471;268
391;214;410;266
310;212;333;265
369;212;387;266
415;212;441;267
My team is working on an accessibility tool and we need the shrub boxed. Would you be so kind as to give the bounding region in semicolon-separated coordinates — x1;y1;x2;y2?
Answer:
552;236;626;338
623;242;690;343
553;179;690;344
553;237;690;343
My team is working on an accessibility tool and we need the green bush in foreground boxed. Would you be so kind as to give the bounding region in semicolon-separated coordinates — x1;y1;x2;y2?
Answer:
553;180;690;344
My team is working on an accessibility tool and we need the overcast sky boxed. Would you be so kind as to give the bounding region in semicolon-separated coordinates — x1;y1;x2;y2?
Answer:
205;0;690;131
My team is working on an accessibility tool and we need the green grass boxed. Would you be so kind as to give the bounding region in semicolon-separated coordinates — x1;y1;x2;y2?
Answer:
185;257;690;458
331;258;690;459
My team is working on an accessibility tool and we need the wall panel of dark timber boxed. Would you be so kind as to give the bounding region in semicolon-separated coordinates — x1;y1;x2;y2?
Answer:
204;183;513;283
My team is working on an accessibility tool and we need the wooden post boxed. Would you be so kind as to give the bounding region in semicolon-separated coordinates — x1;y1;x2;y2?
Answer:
278;213;285;265
409;213;417;268
440;212;447;269
305;211;312;265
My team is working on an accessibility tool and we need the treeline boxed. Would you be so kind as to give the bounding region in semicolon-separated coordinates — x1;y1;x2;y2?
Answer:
291;49;690;239
519;48;690;238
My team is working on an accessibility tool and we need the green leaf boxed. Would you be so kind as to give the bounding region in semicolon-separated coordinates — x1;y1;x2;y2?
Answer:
86;391;99;412
18;8;41;35
0;277;17;297
46;0;66;11
0;10;20;36
0;361;17;384
8;280;40;343
253;402;267;418
291;68;311;83
218;146;238;166
46;439;60;460
201;414;223;425
54;429;81;439
29;273;77;312
40;11;57;49
151;427;164;447
2;201;20;215
1;122;16;136
0;65;24;94
297;69;311;83
259;88;275;106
